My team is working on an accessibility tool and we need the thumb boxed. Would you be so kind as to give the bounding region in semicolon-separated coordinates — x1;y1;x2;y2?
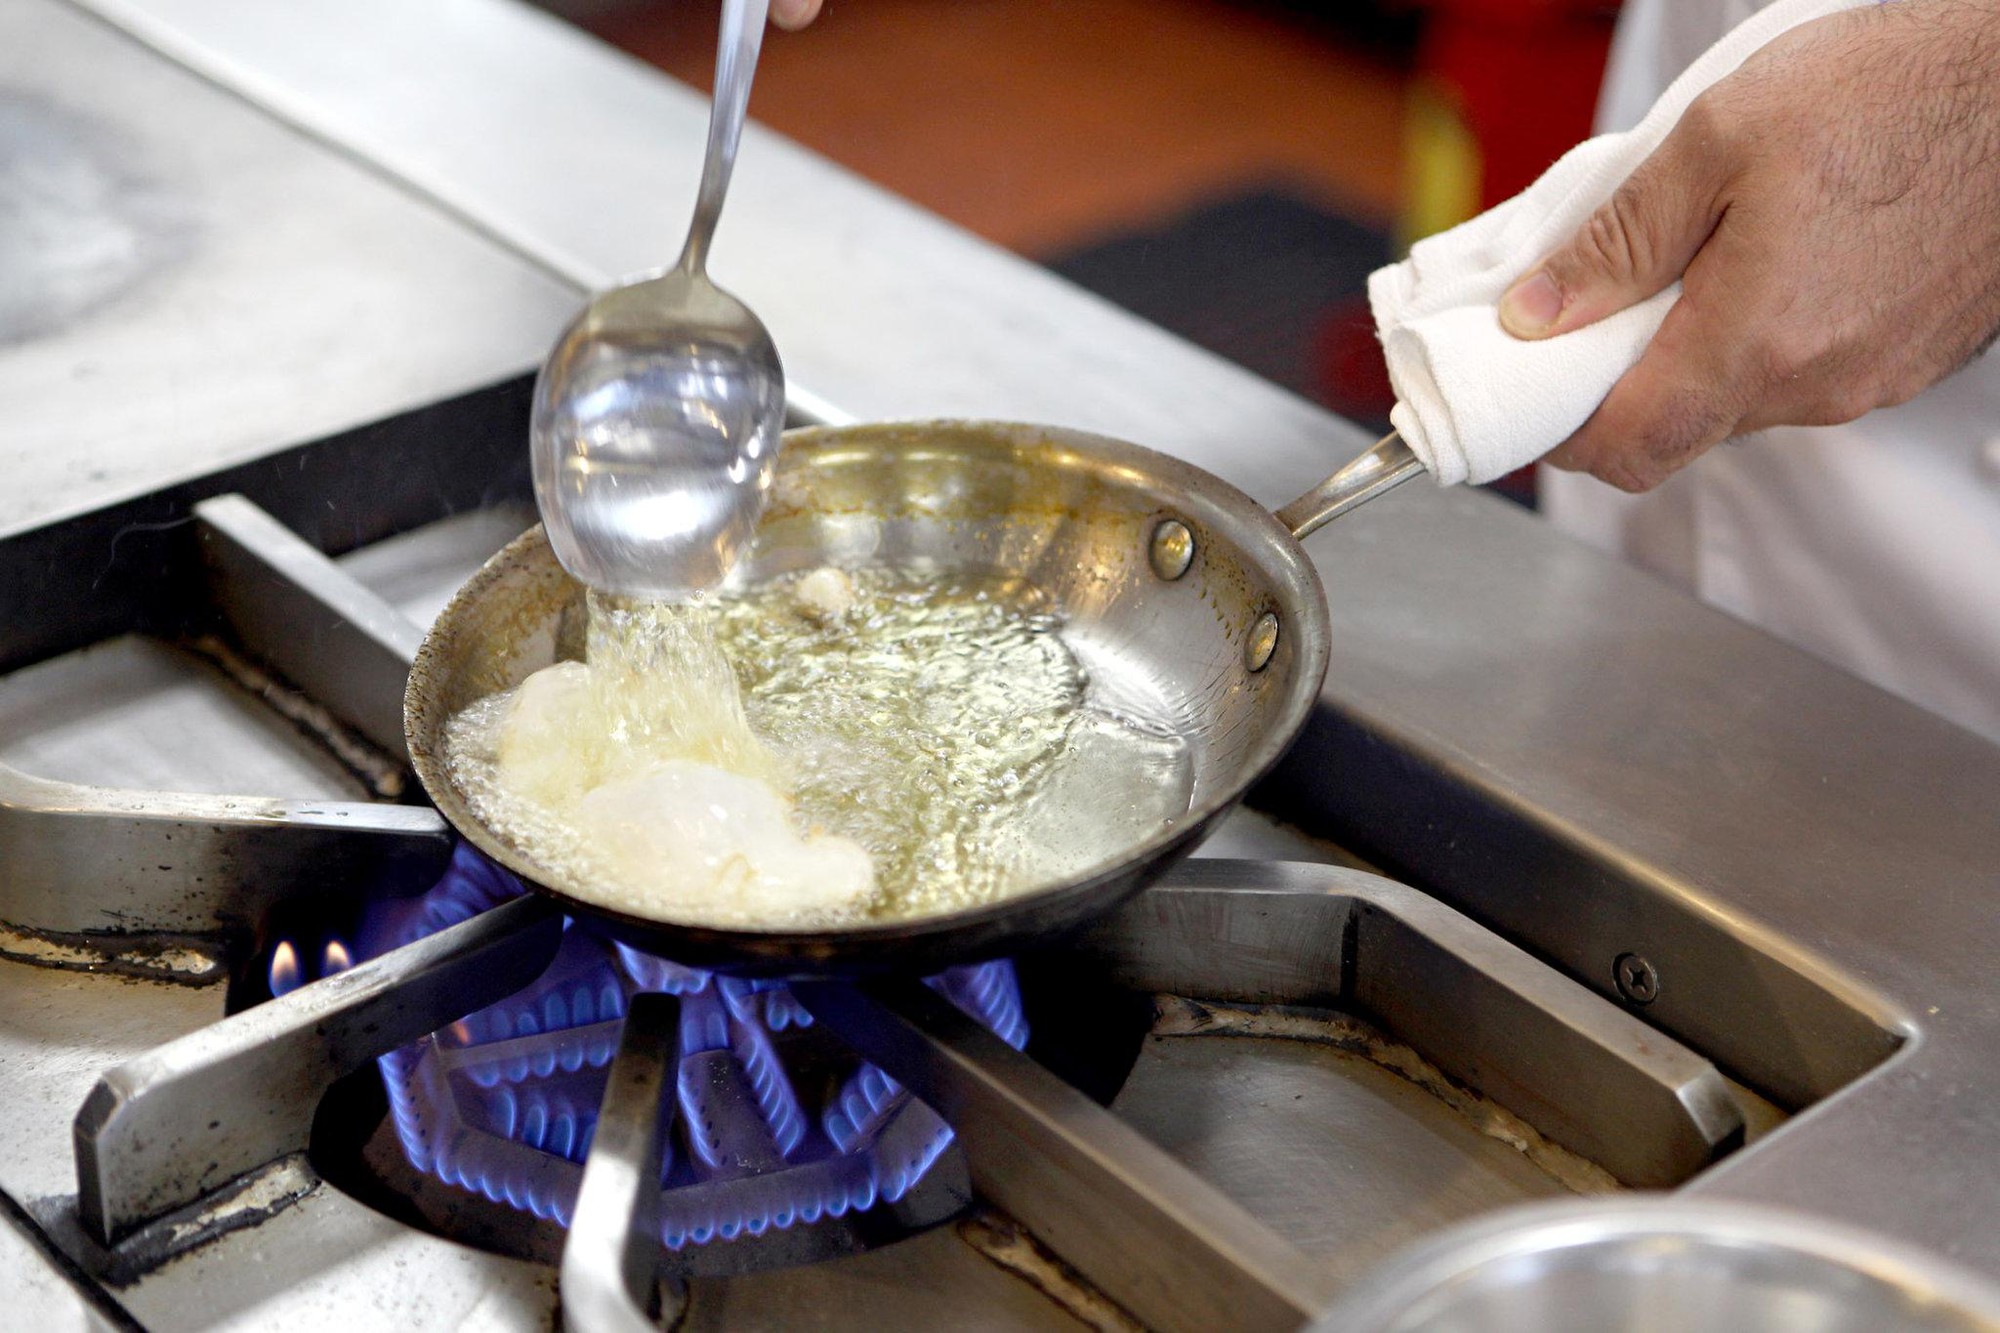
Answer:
1499;119;1727;340
771;0;822;28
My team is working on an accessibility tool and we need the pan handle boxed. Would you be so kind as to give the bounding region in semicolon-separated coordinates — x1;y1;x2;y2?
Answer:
1273;430;1424;541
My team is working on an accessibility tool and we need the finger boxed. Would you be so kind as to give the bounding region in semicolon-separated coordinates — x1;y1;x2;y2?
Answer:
1500;100;1733;341
770;0;822;29
1545;288;1753;491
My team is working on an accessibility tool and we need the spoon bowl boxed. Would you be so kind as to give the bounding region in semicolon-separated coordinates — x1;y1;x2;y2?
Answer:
531;0;781;600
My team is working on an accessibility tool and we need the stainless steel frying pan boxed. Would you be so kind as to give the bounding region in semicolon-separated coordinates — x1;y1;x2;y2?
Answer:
405;421;1420;976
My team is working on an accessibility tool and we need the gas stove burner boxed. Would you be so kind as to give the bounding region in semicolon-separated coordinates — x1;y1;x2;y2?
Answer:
346;845;1026;1269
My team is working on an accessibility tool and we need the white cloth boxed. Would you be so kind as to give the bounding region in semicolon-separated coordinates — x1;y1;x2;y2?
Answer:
1543;0;2000;747
1368;0;1870;485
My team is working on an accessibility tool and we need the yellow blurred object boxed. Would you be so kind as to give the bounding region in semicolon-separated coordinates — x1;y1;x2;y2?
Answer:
1401;75;1483;254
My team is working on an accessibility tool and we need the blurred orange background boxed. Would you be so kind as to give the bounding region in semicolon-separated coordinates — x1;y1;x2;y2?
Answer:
566;0;1613;491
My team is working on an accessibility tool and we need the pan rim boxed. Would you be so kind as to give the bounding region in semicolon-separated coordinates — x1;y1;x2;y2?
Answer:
404;418;1332;962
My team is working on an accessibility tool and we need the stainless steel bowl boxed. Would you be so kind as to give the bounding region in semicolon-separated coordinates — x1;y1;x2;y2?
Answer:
1315;1198;2000;1332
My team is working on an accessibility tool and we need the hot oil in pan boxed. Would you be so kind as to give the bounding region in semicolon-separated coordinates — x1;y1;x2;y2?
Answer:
444;584;879;926
714;569;1196;917
442;568;1195;928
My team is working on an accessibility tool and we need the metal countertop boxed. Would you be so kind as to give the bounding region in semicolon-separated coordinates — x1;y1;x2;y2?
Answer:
0;0;574;537
19;0;2000;1281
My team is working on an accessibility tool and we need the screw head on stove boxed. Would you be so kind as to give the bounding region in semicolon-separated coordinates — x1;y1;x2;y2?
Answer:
1613;952;1661;1006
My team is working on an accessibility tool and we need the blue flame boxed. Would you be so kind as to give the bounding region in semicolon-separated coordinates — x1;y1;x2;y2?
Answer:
368;845;1025;1250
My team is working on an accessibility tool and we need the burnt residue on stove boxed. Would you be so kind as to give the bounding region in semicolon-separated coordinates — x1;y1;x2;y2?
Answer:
27;1156;317;1288
1150;994;1622;1195
956;1208;1145;1333
0;921;227;987
180;634;408;802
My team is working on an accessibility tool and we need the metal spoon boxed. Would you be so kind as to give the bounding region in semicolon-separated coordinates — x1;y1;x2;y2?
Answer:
531;0;783;600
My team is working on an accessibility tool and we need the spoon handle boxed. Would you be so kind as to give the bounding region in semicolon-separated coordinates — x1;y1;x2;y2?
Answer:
677;0;771;276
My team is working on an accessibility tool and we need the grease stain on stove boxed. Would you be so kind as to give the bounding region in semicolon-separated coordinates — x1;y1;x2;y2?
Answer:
957;1208;1145;1333
1116;995;1616;1289
0;94;200;346
0;923;225;987
30;1156;318;1287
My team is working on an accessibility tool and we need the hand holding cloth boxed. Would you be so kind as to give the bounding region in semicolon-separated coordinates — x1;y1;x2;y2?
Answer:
1368;0;1872;485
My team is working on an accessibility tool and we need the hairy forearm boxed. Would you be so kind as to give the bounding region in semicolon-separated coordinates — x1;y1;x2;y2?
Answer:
1501;0;2000;490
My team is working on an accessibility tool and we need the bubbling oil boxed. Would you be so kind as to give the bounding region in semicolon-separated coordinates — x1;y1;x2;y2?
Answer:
442;567;1197;928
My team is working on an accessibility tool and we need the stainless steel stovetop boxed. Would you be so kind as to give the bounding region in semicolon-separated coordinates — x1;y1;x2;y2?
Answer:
7;1;2000;1329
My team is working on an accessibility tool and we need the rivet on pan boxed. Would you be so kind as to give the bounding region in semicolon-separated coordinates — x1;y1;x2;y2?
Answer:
1149;519;1195;581
1245;612;1280;673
